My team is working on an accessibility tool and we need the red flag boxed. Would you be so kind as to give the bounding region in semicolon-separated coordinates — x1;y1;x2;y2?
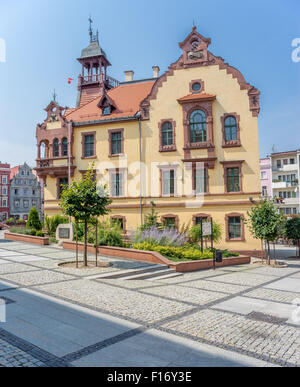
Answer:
68;78;73;84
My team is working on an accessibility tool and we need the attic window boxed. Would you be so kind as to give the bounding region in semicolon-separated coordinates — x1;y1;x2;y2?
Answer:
102;106;111;116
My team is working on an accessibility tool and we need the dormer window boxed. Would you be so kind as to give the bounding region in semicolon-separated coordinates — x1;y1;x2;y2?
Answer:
102;106;111;116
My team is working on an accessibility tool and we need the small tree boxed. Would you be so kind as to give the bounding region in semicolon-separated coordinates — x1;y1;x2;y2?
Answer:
141;201;162;231
60;167;112;266
27;207;42;230
285;217;300;257
247;199;283;265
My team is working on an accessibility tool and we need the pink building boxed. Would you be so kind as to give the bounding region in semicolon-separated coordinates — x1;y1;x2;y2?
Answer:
0;162;10;220
260;158;272;198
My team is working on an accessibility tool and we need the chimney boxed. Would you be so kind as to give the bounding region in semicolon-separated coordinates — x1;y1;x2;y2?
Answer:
124;70;134;82
152;66;160;78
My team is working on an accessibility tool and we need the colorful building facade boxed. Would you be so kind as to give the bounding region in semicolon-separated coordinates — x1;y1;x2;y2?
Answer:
35;26;262;254
0;162;10;220
10;163;42;220
262;150;300;215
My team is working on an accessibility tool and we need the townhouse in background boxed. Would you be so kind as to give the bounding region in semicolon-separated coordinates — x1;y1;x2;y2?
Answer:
10;163;42;220
0;162;10;220
35;24;262;255
260;150;300;215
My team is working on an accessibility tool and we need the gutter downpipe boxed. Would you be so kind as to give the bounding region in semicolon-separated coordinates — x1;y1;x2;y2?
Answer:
137;111;143;226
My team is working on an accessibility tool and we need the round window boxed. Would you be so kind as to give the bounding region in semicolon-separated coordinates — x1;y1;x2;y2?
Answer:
192;82;201;92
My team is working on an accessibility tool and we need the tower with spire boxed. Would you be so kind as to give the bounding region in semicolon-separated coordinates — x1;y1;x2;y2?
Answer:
76;17;119;107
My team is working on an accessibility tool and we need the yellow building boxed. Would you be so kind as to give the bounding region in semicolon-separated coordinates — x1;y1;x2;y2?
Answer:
35;26;262;255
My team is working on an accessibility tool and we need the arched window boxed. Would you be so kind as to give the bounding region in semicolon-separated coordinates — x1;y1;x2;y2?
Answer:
189;110;207;144
53;139;59;157
162;121;174;147
224;116;237;141
40;141;48;159
62;138;68;157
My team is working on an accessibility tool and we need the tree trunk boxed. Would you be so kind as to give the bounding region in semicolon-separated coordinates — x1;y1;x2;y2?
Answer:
261;239;264;263
267;241;271;265
84;219;88;267
273;242;276;265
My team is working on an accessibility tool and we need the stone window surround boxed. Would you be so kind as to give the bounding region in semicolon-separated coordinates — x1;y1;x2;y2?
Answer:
221;160;244;194
225;212;245;242
108;168;127;198
161;214;179;229
108;128;124;157
81;131;97;159
192;213;211;225
111;215;126;232
189;79;205;94
158;119;177;152
221;113;241;148
180;100;215;152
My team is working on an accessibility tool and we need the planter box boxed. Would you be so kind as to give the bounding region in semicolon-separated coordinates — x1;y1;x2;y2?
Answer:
62;241;250;272
168;255;251;272
4;232;49;246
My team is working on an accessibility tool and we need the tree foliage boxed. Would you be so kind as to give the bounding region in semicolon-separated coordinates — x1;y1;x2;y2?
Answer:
60;168;111;221
285;217;300;257
247;199;284;264
141;201;162;231
60;167;112;266
26;207;42;230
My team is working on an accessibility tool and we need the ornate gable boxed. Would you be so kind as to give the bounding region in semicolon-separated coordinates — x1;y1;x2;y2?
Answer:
179;26;211;65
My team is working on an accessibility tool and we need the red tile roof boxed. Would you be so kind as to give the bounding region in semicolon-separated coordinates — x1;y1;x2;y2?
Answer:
65;80;155;123
178;93;216;102
10;165;21;180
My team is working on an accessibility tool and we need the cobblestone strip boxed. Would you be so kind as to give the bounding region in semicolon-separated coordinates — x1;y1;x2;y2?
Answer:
0;328;73;367
0;338;46;367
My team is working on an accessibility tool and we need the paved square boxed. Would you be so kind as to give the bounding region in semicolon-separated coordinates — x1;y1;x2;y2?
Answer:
0;237;299;367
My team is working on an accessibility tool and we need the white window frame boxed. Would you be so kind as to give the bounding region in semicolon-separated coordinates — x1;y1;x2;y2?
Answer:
2;176;7;184
109;168;127;198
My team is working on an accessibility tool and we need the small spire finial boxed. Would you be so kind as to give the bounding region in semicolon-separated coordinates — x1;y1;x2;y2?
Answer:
52;89;57;102
88;15;93;42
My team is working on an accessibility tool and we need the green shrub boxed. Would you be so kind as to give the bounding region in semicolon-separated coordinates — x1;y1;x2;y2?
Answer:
44;214;69;236
132;242;213;261
10;226;26;234
85;220;124;247
29;229;37;236
36;230;45;237
27;207;42;230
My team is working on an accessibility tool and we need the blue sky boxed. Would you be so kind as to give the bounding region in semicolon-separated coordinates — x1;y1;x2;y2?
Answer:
0;0;299;166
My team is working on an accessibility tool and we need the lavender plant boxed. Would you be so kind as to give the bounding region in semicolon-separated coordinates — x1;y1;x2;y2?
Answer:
132;226;188;247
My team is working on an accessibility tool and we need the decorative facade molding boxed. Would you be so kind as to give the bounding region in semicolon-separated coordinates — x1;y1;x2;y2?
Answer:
158;119;177;152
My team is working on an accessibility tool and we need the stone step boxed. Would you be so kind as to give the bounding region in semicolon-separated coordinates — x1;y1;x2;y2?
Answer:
123;268;179;281
146;272;183;281
88;264;167;280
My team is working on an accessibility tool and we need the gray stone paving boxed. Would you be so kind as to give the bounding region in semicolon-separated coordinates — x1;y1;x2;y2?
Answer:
0;239;299;367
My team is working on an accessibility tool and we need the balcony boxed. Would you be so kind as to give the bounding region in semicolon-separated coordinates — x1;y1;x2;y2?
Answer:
81;74;119;89
272;181;298;189
272;164;298;172
35;158;76;179
282;197;299;205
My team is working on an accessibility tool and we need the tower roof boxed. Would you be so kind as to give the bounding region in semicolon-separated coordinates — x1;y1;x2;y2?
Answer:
79;39;107;60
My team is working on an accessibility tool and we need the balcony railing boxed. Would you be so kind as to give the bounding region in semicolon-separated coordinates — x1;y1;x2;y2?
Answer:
81;74;119;89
